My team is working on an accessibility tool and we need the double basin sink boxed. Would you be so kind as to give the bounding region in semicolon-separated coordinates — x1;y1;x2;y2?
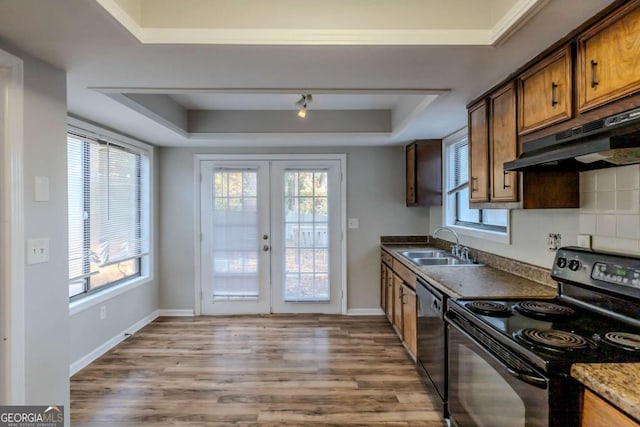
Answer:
400;249;481;267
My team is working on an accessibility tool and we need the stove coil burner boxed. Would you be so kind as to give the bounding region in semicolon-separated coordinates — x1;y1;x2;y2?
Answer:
465;301;512;316
515;328;593;353
513;301;576;320
601;332;640;352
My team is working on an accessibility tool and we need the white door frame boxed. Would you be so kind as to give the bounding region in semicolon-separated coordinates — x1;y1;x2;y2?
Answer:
194;153;347;315
0;49;25;404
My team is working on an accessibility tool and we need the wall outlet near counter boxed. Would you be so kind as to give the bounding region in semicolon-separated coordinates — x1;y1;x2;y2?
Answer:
577;234;592;249
548;233;561;251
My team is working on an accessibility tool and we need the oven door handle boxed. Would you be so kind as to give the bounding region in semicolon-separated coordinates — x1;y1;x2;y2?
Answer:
446;313;548;390
504;366;548;388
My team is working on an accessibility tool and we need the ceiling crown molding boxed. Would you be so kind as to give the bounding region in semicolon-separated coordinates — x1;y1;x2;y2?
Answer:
95;0;548;46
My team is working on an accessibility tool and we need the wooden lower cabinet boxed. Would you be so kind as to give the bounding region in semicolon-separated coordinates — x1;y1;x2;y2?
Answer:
385;266;394;323
581;389;639;427
380;252;418;361
393;274;404;336
401;283;417;358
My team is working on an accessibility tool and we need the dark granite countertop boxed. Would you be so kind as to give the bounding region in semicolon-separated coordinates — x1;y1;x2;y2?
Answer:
571;363;640;423
381;244;557;299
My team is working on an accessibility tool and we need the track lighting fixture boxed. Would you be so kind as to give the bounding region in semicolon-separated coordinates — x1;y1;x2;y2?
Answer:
295;94;312;118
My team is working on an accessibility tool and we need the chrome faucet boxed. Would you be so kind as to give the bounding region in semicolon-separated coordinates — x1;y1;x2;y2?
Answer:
432;226;462;257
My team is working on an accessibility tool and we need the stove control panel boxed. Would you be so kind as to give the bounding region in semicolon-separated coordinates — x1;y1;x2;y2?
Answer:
591;262;640;287
553;247;640;296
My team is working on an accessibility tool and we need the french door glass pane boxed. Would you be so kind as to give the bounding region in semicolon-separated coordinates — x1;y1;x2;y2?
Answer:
212;169;259;299
284;170;330;301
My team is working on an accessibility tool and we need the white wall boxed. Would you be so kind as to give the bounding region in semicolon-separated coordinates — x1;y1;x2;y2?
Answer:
67;120;160;373
0;44;71;423
158;145;429;312
430;165;640;268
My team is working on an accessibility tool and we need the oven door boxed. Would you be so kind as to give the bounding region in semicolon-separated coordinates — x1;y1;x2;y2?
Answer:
447;320;549;427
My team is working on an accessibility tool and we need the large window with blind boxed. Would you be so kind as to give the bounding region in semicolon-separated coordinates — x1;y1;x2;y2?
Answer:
68;131;150;299
445;134;508;234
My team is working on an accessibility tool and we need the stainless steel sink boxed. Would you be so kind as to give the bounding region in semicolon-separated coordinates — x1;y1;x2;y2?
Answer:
400;250;445;258
413;257;477;266
400;249;482;267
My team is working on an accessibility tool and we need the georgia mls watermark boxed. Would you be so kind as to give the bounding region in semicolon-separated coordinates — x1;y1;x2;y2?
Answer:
0;406;64;427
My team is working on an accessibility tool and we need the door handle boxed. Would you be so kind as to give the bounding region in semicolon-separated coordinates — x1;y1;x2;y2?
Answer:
503;170;511;189
263;234;269;240
263;245;270;252
590;60;599;89
551;82;558;106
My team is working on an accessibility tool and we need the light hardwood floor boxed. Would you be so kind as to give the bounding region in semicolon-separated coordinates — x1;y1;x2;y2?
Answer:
71;315;445;426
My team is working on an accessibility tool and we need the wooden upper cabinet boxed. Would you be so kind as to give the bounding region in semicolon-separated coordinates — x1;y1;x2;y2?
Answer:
468;101;490;203
518;45;573;135
490;82;518;202
406;140;442;207
406;144;416;204
577;1;640;112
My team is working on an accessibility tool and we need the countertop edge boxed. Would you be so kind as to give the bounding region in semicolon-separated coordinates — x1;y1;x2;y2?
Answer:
571;363;640;423
381;244;557;299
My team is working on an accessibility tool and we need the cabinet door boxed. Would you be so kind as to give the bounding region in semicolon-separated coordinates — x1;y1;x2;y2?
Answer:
380;261;386;312
468;101;489;202
518;46;572;135
393;274;404;335
581;389;639;427
401;284;417;359
490;83;518;202
385;266;394;323
577;2;640;112
406;144;416;205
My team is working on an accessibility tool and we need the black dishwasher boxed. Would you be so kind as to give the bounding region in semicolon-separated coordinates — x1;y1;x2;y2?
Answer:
416;277;447;418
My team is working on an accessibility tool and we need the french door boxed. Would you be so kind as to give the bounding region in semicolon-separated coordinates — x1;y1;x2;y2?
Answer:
199;157;343;315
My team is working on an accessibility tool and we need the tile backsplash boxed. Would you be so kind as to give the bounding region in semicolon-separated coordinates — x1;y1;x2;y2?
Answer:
580;165;640;254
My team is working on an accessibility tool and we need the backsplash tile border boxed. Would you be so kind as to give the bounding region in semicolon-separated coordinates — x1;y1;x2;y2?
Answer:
580;164;640;255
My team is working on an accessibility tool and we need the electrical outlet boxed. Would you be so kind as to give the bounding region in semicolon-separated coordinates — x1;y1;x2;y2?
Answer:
548;233;561;251
99;305;107;320
26;238;49;264
577;234;592;249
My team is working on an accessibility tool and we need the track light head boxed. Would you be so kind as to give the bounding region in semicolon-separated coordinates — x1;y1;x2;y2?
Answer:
295;94;311;118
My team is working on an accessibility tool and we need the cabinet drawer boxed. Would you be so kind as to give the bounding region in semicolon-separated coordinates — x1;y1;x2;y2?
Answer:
392;259;416;289
381;250;394;266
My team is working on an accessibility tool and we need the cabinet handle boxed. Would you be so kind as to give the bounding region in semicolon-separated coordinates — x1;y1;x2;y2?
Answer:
503;170;511;189
551;82;558;106
471;176;478;193
590;60;599;89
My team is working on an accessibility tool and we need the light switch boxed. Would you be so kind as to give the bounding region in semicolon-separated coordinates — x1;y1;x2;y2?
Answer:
27;238;49;264
34;176;49;202
348;218;359;229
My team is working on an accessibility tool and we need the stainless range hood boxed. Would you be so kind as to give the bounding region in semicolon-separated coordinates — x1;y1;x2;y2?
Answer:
504;107;640;171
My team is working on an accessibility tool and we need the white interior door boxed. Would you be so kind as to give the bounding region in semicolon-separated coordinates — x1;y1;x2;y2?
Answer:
200;161;271;314
199;156;344;315
270;160;342;314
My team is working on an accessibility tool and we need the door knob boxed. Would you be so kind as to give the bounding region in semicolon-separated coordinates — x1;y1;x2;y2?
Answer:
263;234;269;240
263;245;270;252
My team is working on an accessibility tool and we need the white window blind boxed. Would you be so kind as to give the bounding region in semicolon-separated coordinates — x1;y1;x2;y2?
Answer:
447;139;469;194
68;133;146;298
444;136;508;231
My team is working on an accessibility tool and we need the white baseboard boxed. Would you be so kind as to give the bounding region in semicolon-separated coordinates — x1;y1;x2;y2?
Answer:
70;310;159;377
157;309;194;317
346;308;385;316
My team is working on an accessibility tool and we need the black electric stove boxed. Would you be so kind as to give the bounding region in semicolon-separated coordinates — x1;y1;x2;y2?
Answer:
445;247;640;427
